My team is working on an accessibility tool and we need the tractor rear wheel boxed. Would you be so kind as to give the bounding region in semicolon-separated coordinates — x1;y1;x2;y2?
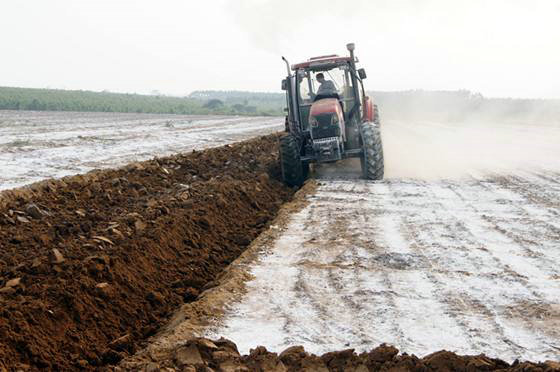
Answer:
279;134;305;187
373;104;380;124
360;122;384;180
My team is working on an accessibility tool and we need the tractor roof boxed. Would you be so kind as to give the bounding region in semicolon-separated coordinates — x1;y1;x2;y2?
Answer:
292;55;352;71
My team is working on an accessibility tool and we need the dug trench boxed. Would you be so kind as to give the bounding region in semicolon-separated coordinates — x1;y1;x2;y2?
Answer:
0;134;294;370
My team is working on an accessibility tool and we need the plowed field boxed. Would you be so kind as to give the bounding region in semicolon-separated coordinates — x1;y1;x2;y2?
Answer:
0;134;292;370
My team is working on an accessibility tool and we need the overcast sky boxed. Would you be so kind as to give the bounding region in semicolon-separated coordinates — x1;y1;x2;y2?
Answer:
1;0;559;98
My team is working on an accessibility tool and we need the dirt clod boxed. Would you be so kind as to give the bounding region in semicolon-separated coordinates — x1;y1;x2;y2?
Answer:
174;344;204;367
109;334;133;352
95;282;113;298
134;220;146;233
16;215;30;223
0;287;16;295
366;343;399;363
50;248;65;263
25;203;45;219
123;337;560;371
5;277;21;288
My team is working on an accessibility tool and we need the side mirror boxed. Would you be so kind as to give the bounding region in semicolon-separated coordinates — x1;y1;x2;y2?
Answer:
358;68;367;79
281;79;288;91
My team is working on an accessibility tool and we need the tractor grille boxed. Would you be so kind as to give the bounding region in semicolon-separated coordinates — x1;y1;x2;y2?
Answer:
313;136;338;145
312;137;342;162
311;114;340;139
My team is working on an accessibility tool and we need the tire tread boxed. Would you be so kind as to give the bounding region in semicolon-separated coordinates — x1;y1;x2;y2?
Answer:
279;135;305;187
360;121;384;180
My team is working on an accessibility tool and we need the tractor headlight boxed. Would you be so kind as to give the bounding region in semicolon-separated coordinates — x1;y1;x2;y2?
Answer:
309;116;318;128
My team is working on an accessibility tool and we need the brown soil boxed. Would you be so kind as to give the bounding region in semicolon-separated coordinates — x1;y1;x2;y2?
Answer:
118;181;317;368
117;337;560;371
0;134;293;370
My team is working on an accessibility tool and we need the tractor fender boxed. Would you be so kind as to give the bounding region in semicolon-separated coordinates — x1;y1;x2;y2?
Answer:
363;96;375;122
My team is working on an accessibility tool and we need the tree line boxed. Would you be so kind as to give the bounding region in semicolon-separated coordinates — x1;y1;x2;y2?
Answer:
0;87;282;116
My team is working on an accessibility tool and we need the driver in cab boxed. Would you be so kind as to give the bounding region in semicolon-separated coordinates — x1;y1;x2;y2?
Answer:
314;73;339;101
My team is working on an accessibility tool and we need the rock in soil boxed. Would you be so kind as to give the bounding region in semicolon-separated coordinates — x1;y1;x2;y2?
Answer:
25;203;45;219
50;248;65;264
4;277;21;288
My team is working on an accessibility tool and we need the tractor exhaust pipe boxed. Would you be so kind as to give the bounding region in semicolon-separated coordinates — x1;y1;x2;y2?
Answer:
282;56;291;76
346;43;356;62
346;42;360;111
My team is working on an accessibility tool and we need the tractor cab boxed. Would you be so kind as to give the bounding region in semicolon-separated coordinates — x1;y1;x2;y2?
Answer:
294;59;356;131
279;43;384;186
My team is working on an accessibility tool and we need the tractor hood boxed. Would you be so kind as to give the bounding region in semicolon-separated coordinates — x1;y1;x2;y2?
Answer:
309;98;342;117
308;98;345;142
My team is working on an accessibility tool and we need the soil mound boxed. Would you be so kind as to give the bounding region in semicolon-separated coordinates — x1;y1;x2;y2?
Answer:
0;134;293;370
119;337;560;371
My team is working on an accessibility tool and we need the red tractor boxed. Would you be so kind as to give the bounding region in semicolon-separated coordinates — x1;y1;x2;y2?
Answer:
280;43;384;186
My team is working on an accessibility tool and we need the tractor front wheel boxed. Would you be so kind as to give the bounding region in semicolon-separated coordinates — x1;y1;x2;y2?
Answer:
360;122;384;180
279;134;305;187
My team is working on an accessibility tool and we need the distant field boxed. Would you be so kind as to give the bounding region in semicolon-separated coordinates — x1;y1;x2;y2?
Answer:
0;110;283;190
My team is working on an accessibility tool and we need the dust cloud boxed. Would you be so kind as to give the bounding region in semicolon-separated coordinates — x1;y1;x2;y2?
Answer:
382;120;560;180
313;119;560;181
